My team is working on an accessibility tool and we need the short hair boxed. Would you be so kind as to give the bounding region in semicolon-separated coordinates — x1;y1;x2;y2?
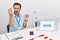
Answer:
13;2;21;9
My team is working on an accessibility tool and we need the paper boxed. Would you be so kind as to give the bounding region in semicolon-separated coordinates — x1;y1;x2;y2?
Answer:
5;32;23;40
0;34;8;40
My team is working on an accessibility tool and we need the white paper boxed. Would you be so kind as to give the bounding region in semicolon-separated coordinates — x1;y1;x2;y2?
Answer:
0;34;8;40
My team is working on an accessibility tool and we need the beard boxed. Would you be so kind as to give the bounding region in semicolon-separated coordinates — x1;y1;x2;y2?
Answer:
14;11;19;16
14;11;19;14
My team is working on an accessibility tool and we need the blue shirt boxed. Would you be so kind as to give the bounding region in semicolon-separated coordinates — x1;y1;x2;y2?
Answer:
9;14;24;32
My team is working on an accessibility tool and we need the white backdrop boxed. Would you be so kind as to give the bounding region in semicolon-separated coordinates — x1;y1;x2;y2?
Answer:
0;0;60;34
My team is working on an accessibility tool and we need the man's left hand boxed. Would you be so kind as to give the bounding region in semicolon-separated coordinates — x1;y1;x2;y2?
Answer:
24;14;29;21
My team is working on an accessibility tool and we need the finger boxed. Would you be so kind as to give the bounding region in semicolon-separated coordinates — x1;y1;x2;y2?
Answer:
8;8;12;11
25;14;29;18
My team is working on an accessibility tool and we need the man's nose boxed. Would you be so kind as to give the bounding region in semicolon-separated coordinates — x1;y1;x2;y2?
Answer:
15;9;18;10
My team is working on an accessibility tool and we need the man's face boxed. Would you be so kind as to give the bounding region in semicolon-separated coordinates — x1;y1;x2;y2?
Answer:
13;5;21;14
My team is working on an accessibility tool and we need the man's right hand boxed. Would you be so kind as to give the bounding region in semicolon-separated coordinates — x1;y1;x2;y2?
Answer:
8;8;14;28
8;8;13;16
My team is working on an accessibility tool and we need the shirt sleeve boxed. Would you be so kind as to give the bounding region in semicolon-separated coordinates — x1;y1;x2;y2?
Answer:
9;27;15;32
9;16;18;32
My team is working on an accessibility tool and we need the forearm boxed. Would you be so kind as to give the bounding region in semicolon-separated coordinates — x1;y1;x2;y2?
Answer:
9;15;14;28
23;20;28;28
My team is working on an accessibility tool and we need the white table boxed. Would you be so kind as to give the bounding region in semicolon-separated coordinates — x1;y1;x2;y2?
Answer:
17;28;59;40
4;28;59;40
0;23;60;40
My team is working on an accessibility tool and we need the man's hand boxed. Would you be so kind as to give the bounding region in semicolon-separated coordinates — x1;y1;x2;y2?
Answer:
8;8;13;16
24;14;29;21
8;8;14;28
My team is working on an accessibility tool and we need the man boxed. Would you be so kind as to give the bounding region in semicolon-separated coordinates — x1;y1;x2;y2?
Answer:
8;2;29;32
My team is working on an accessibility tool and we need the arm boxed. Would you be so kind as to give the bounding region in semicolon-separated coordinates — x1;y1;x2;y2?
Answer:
23;20;28;28
23;14;29;28
8;8;14;28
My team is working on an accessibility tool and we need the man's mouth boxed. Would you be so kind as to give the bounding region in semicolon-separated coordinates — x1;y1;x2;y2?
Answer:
14;11;18;13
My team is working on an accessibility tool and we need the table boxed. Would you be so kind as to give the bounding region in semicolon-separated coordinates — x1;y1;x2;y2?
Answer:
0;23;60;40
5;28;59;40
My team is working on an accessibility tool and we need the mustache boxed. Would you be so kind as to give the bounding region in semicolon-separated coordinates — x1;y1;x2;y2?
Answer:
14;11;18;13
